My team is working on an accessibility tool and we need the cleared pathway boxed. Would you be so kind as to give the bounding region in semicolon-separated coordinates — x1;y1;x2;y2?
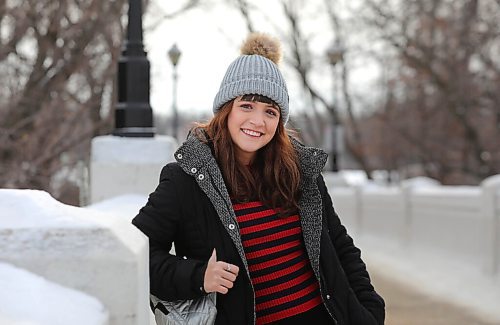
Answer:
370;269;498;325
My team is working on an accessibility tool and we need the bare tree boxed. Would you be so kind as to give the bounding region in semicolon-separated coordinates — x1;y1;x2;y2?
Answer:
357;0;500;184
145;0;202;31
222;0;378;176
0;0;203;204
0;0;130;204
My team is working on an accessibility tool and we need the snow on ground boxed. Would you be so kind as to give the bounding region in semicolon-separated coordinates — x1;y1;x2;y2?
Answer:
0;262;108;325
356;235;500;323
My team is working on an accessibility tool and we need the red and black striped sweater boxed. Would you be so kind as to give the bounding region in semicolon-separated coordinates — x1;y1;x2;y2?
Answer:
233;201;323;324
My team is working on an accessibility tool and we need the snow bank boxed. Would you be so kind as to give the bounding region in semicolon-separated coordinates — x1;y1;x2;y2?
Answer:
0;189;149;325
0;189;105;228
0;262;108;325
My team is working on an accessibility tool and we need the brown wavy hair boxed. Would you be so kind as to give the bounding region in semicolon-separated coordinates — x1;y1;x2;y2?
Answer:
193;97;301;216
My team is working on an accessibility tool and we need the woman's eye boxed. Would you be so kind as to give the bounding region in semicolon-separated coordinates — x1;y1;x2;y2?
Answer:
267;109;278;117
241;104;252;110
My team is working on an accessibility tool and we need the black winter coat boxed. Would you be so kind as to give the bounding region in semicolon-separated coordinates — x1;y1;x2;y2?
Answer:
132;135;385;325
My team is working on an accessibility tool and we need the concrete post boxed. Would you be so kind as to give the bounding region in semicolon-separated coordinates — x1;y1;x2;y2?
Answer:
481;175;500;275
90;135;176;204
400;184;413;247
354;185;364;234
400;177;440;247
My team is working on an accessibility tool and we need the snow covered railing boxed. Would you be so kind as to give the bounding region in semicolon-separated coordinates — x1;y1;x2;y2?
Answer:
0;262;109;325
0;190;150;325
327;174;500;276
360;186;406;242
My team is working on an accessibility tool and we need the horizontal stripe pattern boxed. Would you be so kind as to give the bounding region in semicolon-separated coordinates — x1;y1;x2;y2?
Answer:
233;201;322;324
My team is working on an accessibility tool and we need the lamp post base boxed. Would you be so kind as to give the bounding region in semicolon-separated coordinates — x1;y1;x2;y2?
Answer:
114;102;154;137
113;127;155;137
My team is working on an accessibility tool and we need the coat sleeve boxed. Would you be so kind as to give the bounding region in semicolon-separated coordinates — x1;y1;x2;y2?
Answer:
132;163;207;301
317;175;385;324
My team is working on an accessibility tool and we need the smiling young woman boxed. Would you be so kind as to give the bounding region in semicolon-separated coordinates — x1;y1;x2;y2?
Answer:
227;96;280;166
133;33;385;325
195;93;301;218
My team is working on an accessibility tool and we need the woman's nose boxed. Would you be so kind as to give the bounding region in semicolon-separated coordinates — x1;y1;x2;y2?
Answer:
249;111;265;126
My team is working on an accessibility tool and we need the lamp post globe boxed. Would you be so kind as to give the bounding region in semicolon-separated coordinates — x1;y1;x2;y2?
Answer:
168;44;181;67
326;41;344;67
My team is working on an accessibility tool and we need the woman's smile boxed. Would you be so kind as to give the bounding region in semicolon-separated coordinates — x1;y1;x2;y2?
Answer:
241;128;264;137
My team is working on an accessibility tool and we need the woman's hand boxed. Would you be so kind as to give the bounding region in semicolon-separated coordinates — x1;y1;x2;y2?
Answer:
203;249;239;294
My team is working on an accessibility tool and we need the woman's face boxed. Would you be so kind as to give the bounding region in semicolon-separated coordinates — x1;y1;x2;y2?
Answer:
227;96;280;165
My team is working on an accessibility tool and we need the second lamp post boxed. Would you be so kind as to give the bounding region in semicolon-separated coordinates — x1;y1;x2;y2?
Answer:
326;41;344;172
168;44;181;140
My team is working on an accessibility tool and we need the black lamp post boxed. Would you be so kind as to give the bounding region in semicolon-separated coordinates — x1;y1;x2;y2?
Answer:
113;0;154;137
326;41;344;172
168;44;181;140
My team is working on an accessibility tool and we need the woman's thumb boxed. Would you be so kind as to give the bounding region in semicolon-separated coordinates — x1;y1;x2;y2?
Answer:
209;248;217;263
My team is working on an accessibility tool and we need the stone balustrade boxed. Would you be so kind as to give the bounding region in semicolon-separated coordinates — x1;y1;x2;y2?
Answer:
324;174;500;276
0;189;149;325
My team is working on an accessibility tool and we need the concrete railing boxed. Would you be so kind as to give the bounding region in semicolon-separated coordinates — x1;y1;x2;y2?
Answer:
409;186;483;264
0;189;149;325
325;174;500;276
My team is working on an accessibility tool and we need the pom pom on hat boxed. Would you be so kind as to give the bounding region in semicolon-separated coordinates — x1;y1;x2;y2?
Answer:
240;33;282;65
213;32;290;124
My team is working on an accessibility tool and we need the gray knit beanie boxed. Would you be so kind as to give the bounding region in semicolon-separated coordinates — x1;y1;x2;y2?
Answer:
213;33;290;124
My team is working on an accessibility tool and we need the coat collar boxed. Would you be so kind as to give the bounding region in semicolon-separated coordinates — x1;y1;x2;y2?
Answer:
291;137;327;281
175;132;328;179
290;137;328;178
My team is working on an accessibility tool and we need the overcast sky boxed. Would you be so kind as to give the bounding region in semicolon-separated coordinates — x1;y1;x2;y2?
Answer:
144;2;254;118
143;1;381;119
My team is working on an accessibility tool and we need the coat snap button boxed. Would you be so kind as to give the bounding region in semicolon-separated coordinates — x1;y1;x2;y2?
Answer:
228;224;235;230
182;256;187;260
198;174;205;180
326;294;331;300
191;167;197;173
177;153;183;159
